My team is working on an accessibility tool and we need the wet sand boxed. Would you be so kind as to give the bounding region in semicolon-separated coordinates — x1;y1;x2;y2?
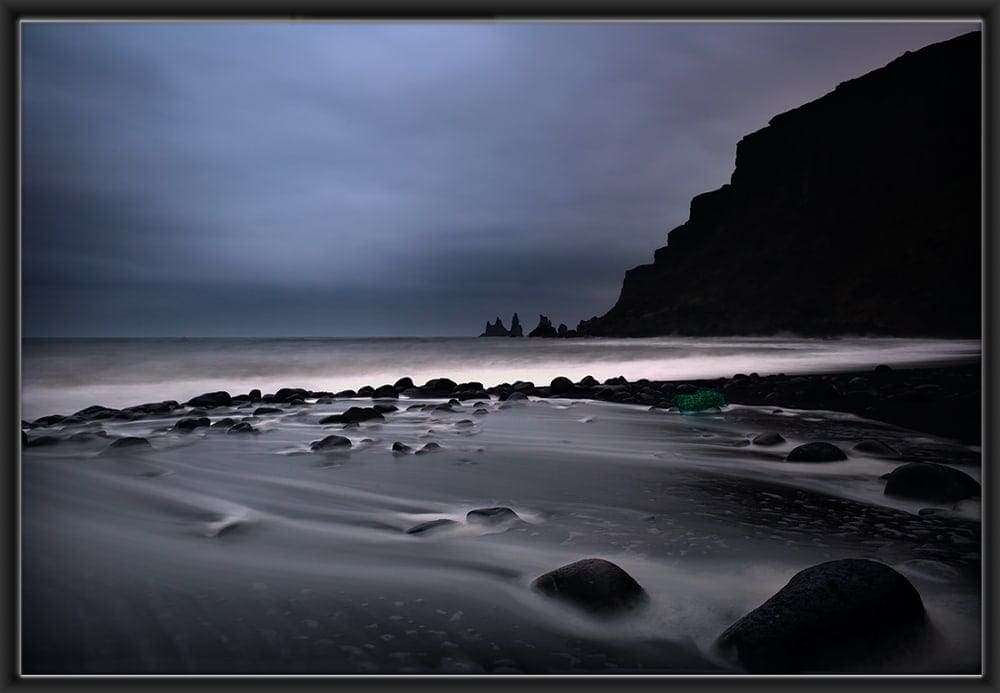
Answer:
21;364;981;674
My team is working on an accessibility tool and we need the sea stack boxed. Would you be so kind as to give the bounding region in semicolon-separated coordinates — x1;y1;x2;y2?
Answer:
480;317;511;337
528;314;558;338
509;312;523;337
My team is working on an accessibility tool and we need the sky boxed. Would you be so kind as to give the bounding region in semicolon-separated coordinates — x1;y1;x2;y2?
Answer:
21;21;978;337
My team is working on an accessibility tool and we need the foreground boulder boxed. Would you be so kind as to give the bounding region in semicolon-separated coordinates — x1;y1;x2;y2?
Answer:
717;558;926;673
883;462;980;502
786;442;847;462
532;558;647;614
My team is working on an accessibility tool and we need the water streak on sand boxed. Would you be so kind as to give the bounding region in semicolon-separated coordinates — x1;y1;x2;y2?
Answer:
20;336;979;420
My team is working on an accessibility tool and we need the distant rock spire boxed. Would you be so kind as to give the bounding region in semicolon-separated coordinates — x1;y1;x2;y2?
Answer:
528;314;558;338
509;312;523;337
479;316;510;337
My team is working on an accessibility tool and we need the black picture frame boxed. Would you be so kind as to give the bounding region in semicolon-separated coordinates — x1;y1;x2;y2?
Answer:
3;3;997;690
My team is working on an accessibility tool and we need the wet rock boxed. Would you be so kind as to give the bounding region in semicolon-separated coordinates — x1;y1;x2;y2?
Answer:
371;384;398;399
532;558;647;614
373;403;398;413
227;422;256;434
26;435;60;447
466;507;520;524
393;377;415;390
717;559;926;673
120;401;178;417
391;442;412;453
853;439;899;457
414;442;441;455
578;375;598;388
550;376;574;395
422;377;458;394
310;435;352;451
108;436;152;450
786;442;847;462
186;391;232;408
454;419;474;427
752;432;785;446
335;389;358;398
249;389;262;402
210;418;236;429
883;462;980;502
174;417;211;432
273;388;310;403
73;405;120;420
406;518;458;535
31;414;66;427
253;407;283;416
319;407;385;424
676;384;698;395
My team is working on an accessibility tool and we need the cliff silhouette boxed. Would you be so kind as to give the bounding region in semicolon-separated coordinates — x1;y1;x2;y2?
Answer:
578;31;981;338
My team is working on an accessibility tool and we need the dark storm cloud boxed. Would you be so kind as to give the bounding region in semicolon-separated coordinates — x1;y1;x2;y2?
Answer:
22;21;978;336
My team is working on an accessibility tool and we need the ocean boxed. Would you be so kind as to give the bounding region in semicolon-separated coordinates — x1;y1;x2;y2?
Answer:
20;336;981;420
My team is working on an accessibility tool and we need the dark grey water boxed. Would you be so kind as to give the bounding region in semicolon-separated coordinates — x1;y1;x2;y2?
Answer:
20;336;980;420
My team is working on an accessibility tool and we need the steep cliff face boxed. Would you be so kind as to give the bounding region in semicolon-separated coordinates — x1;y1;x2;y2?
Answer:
578;31;981;338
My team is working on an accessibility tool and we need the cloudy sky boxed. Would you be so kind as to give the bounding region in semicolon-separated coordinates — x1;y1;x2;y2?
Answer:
22;21;977;337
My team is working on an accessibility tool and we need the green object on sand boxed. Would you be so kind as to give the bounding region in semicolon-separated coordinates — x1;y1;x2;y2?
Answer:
674;389;727;412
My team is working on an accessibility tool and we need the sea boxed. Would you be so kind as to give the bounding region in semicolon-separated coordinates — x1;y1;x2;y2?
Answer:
20;336;981;420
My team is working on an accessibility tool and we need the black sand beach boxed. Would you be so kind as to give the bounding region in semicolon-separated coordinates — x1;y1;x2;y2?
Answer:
21;361;981;674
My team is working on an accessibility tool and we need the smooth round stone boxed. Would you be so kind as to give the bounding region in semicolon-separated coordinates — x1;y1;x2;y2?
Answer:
466;507;519;524
785;442;847;462
752;432;785;446
883;462;980;502
532;558;647;614
717;559;926;673
310;435;352;451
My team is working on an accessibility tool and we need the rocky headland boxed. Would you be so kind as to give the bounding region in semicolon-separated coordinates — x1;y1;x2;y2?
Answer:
571;31;980;338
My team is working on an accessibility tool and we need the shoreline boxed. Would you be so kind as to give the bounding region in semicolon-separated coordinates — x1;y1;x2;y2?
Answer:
23;362;981;445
